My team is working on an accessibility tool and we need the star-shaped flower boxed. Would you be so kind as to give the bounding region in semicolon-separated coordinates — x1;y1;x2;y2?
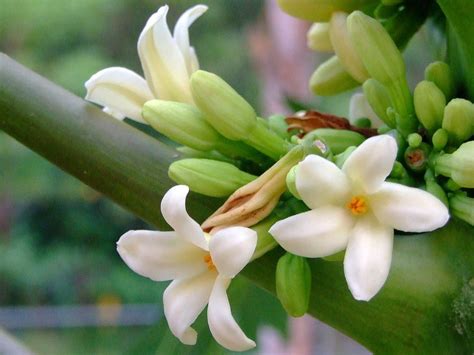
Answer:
85;5;206;123
269;135;449;301
117;185;257;351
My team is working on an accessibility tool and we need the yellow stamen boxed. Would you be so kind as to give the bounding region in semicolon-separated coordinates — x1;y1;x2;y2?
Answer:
347;195;368;215
203;254;216;271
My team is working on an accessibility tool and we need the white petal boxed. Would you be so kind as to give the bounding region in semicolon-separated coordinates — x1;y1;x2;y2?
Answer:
209;227;257;278
173;5;207;75
164;271;216;345
348;93;384;128
116;230;207;281
137;6;193;103
161;185;208;250
370;182;450;232
269;206;354;258
208;276;256;351
296;155;351;209
344;215;393;301
85;67;153;123
342;135;398;194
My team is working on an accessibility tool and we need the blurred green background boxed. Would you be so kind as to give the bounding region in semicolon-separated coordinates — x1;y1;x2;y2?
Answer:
0;0;289;353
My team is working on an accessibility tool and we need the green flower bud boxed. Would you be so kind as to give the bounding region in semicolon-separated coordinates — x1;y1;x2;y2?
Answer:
414;80;446;133
307;22;333;52
389;161;406;179
303;128;365;154
449;192;474;226
442;98;474;145
276;253;311;317
425;61;455;100
404;143;431;173
250;215;279;260
408;133;422;148
168;159;256;197
190;70;257;141
277;0;378;22
309;56;359;96
268;114;291;139
286;165;301;199
434;141;474;188
176;146;233;163
334;146;356;168
354;118;371;128
329;12;369;83
432;128;448;151
142;100;220;151
363;79;395;128
424;170;448;206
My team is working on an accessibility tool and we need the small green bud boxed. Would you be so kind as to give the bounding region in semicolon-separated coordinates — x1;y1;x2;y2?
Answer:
309;56;359;96
190;70;257;141
389;161;406;179
404;143;431;173
354;118;372;128
363;79;395;128
168;159;256;197
303;128;365;154
176;146;233;163
432;128;449;151
424;170;448;206
449;192;474;226
329;12;369;83
442;98;474;145
434;141;474;188
425;61;455;100
334;146;356;168
268;114;291;139
414;80;446;133
307;22;333;52
276;253;311;317
286;165;301;199
407;133;422;148
142;100;220;151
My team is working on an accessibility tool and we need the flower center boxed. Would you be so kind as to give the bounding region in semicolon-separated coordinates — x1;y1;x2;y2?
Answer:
347;195;368;215
203;253;216;271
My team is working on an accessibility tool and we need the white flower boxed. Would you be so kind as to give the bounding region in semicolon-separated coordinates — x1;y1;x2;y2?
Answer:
349;92;384;128
269;135;449;301
85;5;207;123
117;185;257;352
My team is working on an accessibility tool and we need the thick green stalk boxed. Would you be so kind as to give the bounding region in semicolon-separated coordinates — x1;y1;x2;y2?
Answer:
1;54;473;353
437;0;474;100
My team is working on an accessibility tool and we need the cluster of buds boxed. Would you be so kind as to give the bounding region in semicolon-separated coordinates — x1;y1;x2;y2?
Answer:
84;2;472;352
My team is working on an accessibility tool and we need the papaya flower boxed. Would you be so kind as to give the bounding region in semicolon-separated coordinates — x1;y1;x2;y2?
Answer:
85;5;207;123
117;185;257;352
269;135;449;301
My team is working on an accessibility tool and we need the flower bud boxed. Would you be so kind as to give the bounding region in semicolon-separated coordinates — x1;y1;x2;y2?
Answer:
168;159;256;197
286;165;301;199
425;61;455;100
176;146;232;163
303;128;365;154
250;215;280;260
407;133;422;148
276;253;311;317
432;128;448;151
190;70;257;141
442;98;474;145
414;80;446;133
404;143;430;173
449;192;474;226
309;56;359;96
329;12;369;83
434;141;474;188
424;170;448;206
143;100;220;151
363;78;395;128
334;146;357;168
307;23;333;52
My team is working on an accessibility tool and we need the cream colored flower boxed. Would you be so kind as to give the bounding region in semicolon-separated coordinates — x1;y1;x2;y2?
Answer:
85;5;207;123
117;185;256;351
270;135;449;301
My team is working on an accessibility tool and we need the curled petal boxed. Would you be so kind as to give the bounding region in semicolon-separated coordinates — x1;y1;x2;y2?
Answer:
370;182;450;232
116;230;207;281
164;271;216;345
342;135;398;194
208;276;256;351
137;5;192;103
85;67;153;123
344;215;393;301
296;155;351;209
161;185;208;250
209;227;257;278
173;5;207;75
269;206;354;258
